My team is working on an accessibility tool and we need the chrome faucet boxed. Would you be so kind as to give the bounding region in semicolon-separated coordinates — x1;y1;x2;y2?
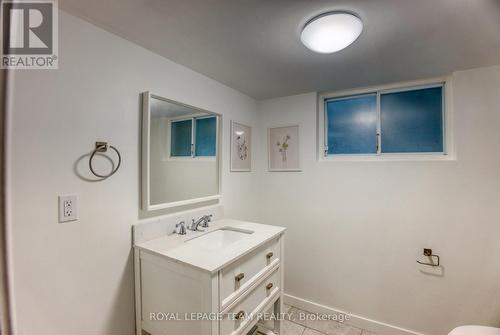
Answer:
174;221;186;235
188;215;213;231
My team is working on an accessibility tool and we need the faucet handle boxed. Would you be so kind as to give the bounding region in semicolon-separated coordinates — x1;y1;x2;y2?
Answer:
175;221;186;235
200;214;213;228
200;215;209;228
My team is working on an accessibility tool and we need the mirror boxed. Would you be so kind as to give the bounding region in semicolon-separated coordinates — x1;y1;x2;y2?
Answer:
142;92;221;211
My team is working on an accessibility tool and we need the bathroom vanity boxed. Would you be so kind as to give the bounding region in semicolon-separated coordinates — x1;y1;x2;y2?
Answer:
136;94;283;334
133;208;285;335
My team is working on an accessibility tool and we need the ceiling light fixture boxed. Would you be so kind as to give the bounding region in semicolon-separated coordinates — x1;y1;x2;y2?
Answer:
300;11;363;54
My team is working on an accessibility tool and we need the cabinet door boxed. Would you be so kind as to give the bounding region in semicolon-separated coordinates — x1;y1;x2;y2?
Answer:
140;252;215;335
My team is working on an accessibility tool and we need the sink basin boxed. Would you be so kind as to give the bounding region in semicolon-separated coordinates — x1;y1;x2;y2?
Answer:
185;227;253;252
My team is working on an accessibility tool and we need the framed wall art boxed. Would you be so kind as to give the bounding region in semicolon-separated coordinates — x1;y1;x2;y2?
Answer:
268;125;300;172
230;121;252;172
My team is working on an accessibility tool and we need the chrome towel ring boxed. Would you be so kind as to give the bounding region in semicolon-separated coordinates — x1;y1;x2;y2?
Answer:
89;141;121;179
416;248;440;267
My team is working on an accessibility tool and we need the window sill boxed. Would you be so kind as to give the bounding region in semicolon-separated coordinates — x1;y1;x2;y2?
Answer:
319;153;456;162
165;156;216;162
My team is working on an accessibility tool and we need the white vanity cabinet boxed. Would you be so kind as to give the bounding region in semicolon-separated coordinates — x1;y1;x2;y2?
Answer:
134;217;285;335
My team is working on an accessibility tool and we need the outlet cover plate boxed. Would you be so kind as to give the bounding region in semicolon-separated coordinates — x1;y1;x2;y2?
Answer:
58;195;78;223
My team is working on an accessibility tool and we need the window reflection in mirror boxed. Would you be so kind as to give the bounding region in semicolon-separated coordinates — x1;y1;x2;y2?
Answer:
144;93;220;209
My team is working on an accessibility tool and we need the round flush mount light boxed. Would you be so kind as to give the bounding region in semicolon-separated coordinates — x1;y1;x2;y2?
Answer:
300;11;363;54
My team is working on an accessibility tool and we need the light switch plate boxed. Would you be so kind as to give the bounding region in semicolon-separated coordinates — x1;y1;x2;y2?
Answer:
58;195;78;223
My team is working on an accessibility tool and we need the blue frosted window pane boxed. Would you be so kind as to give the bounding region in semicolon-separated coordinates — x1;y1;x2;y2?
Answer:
381;87;443;153
195;116;216;156
170;119;192;156
326;95;377;154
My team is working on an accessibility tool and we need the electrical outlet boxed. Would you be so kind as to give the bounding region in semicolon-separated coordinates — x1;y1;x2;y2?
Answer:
59;195;78;223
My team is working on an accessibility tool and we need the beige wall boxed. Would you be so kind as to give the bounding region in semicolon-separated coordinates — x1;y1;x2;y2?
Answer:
7;10;259;335
255;65;500;335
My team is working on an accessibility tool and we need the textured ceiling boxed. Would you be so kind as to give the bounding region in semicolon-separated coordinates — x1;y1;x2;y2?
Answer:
59;0;500;99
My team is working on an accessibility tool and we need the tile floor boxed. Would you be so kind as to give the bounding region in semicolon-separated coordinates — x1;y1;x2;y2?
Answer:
278;304;376;335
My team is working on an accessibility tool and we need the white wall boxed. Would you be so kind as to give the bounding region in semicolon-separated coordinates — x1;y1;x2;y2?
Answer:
7;11;259;335
255;65;500;335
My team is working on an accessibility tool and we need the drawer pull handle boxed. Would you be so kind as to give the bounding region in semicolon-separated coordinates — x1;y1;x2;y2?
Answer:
266;283;273;290
235;310;245;320
266;252;274;259
235;273;245;282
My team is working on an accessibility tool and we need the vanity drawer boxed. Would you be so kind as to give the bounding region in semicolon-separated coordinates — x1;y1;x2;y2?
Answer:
221;268;280;335
220;237;280;308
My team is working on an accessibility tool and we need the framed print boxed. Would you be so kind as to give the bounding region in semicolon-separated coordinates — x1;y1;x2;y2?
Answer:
230;121;252;171
268;125;300;171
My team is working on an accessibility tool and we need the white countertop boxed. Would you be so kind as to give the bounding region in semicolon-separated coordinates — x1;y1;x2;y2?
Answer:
134;218;285;273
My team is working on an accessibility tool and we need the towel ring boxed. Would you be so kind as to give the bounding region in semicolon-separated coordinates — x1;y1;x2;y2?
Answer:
416;248;440;267
89;142;121;179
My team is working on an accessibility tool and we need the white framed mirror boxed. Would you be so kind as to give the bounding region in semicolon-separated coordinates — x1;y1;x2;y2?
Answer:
141;92;221;211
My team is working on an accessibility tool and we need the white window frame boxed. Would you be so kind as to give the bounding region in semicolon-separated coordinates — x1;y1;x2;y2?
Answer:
317;76;455;162
166;113;218;162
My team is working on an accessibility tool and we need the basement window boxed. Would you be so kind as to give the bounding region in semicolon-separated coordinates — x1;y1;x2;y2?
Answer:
170;116;217;157
322;83;445;157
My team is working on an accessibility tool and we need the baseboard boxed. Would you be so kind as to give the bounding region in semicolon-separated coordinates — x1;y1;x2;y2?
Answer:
284;294;427;335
